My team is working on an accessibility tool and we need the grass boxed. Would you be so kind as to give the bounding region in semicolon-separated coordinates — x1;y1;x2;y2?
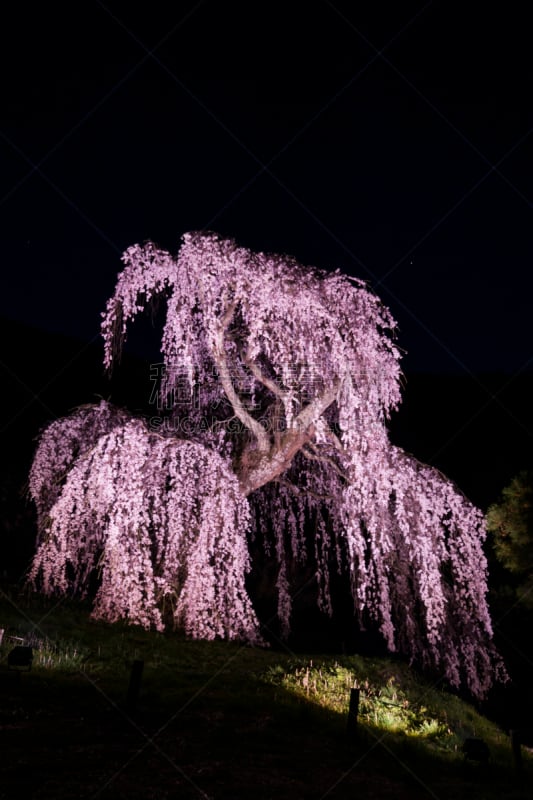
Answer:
262;658;514;763
0;586;531;799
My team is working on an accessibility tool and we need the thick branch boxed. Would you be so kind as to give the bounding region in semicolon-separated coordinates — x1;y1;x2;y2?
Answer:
239;379;340;496
213;317;270;454
239;426;315;496
293;379;340;431
243;356;287;401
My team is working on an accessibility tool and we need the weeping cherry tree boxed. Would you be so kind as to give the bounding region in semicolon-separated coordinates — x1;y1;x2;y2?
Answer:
28;232;505;697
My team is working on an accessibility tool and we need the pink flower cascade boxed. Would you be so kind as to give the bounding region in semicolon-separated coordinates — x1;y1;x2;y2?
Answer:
29;403;260;642
28;232;505;697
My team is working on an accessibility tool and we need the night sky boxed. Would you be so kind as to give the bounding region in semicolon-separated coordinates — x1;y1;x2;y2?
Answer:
1;2;532;508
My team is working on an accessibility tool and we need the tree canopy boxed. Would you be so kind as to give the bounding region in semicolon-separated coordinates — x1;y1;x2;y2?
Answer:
28;231;505;697
487;470;533;609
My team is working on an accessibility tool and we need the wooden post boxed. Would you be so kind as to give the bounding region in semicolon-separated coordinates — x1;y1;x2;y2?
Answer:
347;687;360;735
510;729;523;774
127;659;144;709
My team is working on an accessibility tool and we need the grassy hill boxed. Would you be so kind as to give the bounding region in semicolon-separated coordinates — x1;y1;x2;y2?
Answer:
0;588;531;799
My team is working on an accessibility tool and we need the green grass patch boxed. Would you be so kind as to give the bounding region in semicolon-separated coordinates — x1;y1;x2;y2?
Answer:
0;586;531;799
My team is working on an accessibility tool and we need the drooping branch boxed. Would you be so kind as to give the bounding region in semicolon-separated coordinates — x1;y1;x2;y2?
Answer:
301;442;348;483
29;411;263;643
27;231;506;699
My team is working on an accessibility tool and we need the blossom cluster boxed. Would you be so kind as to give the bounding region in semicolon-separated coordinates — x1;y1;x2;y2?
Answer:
29;403;262;643
27;232;505;698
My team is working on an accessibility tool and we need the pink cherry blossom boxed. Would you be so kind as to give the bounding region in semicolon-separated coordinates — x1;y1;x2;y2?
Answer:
28;232;505;697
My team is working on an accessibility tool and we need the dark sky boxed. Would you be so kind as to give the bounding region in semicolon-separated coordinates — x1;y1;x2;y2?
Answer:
1;1;532;376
